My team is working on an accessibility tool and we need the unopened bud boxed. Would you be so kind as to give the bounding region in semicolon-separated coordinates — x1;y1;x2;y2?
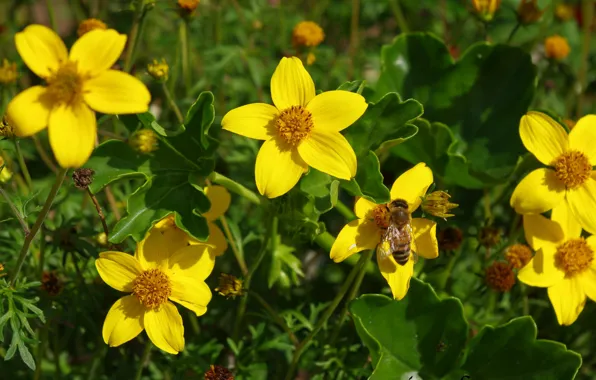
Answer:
178;0;200;17
0;59;17;84
0;117;15;137
0;156;12;183
129;129;159;154
215;273;244;299
147;59;169;81
517;0;544;24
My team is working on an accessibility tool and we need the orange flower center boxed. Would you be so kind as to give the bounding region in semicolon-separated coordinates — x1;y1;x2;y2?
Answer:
485;262;515;292
77;18;107;37
505;243;533;269
276;106;314;145
132;268;172;309
552;150;591;189
46;61;84;105
370;204;390;229
554;238;593;278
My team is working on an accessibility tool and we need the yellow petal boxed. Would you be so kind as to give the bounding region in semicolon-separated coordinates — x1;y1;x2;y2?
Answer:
354;197;377;219
136;224;171;270
203;185;231;221
552;201;582;240
510;168;565;214
48;102;96;168
15;24;67;79
306;91;368;132
547;278;586;326
6;86;52;137
520;111;568;166
221;103;278;140
523;214;563;251
95;251;143;292
168;244;215;281
255;138;307;198
579;268;596;302
70;29;126;77
83;70;150;115
390;163;433;212
102;295;144;347
587;235;596;256
144;302;185;354
270;57;315;110
169;275;212;316
566;176;596;235
377;249;414;300
297;130;356;180
568;115;596;165
411;218;438;259
330;220;380;262
207;222;228;257
518;247;564;287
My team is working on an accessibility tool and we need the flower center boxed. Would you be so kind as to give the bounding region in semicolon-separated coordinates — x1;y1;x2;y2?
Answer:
554;238;594;277
132;268;172;309
370;204;390;229
276;106;314;145
46;61;84;105
552;151;592;189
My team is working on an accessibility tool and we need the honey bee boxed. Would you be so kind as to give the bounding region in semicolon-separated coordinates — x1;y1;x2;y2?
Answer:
378;198;417;266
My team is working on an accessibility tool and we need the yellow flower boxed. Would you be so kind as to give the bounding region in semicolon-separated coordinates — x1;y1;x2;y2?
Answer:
77;18;107;37
330;163;439;300
292;21;325;47
517;0;544;24
510;112;596;234
147;59;169;81
0;156;12;183
129;129;159;154
0;59;17;84
96;217;215;354
519;210;596;325
545;35;570;60
471;0;501;22
221;57;367;198
555;3;575;21
6;25;151;168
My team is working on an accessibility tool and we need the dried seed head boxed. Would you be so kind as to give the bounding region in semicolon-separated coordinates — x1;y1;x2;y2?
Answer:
438;226;464;251
485;262;515;292
41;271;64;296
505;244;533;269
77;18;107;37
215;273;244;299
204;365;234;380
478;226;501;248
72;168;95;190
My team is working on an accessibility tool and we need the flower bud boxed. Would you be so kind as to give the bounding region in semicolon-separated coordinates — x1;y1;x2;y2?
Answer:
421;191;458;219
517;0;544;24
177;0;200;18
215;273;244;299
0;156;12;183
292;21;325;48
0;117;15;137
0;59;17;85
77;18;107;37
471;0;501;22
129;129;159;154
438;226;464;251
147;59;169;82
545;35;570;60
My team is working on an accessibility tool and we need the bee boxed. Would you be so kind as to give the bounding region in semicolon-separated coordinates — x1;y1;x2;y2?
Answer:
377;198;417;266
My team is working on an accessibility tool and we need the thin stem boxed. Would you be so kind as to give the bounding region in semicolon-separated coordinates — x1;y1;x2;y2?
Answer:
0;186;29;235
32;135;58;173
87;344;107;380
284;252;368;380
329;250;372;344
388;0;409;33
506;22;521;44
483;188;492;224
179;20;191;94
249;290;298;346
313;231;335;252
134;340;152;380
335;199;356;221
220;215;248;275
14;139;32;191
209;172;263;206
104;186;122;220
575;0;594;117
124;0;147;73
348;0;360;79
87;189;110;242
9;168;67;286
161;82;185;124
45;0;58;31
38;227;47;278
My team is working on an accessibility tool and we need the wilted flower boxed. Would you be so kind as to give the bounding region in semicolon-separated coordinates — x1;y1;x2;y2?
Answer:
77;18;107;37
505;244;533;269
519;212;596;325
0;59;17;84
510;112;596;234
486;262;515;292
421;191;458;219
517;0;544;24
41;271;64;296
129;129;159;154
204;365;234;380
545;35;570;60
221;57;367;198
215;273;244;299
330;163;439;300
292;21;325;47
438;226;464;251
96;216;215;354
147;59;169;81
478;226;501;248
471;0;501;22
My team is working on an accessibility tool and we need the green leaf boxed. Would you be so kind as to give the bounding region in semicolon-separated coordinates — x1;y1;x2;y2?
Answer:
462;316;582;380
268;242;304;289
17;340;35;370
341;151;390;204
299;169;339;215
377;33;536;185
349;279;468;379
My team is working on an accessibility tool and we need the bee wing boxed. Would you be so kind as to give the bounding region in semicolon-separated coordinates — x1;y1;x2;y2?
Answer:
408;224;418;263
377;239;392;259
384;224;402;253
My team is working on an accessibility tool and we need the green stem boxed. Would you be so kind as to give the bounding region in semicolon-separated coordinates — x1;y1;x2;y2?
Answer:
45;0;58;31
38;227;46;278
87;344;107;380
161;82;185;124
284;252;369;380
335;199;356;221
348;0;360;79
0;186;29;235
575;0;594;117
134;340;152;380
506;22;521;44
249;290;298;346
220;215;248;275
388;0;409;33
9;168;67;286
124;0;148;73
187;310;200;335
179;20;191;94
313;231;335;252
209;171;263;206
14;139;32;192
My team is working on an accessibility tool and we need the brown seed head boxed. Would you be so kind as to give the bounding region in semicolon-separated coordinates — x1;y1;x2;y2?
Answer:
505;244;533;269
77;18;107;37
215;273;245;299
41;271;63;296
478;226;501;248
72;168;95;190
205;365;234;380
438;226;464;251
517;0;544;24
178;0;200;17
485;262;515;292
